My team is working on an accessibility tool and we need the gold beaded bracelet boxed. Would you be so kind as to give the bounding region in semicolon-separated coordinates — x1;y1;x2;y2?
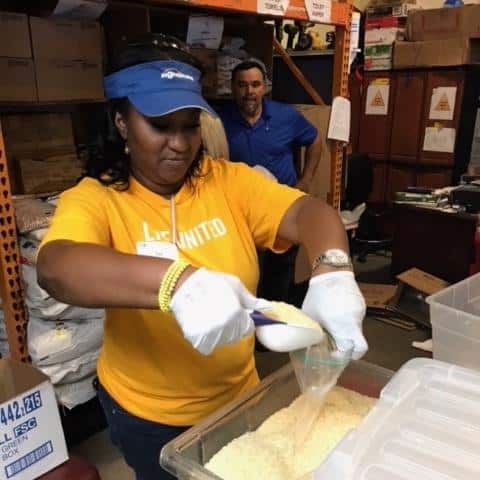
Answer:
158;259;190;313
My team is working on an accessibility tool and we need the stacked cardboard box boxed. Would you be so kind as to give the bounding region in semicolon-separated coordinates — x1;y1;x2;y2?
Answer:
394;5;480;69
1;113;82;194
364;1;417;71
0;12;36;101
30;16;104;102
0;13;105;102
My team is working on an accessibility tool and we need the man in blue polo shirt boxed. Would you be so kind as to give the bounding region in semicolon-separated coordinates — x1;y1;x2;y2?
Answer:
219;59;323;305
219;59;322;191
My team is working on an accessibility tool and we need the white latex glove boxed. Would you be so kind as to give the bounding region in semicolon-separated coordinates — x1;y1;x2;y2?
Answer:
170;268;256;355
302;271;368;360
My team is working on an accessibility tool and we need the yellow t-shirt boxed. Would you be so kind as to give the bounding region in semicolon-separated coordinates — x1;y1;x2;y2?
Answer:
40;156;305;425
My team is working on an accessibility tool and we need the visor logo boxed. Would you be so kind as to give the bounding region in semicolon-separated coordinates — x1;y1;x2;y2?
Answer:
161;69;194;81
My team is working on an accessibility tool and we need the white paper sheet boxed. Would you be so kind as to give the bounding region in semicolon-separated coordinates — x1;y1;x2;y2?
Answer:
186;15;224;50
365;83;389;116
53;0;107;19
305;0;332;23
328;97;351;143
423;127;456;153
429;87;457;121
257;0;290;16
469;109;480;168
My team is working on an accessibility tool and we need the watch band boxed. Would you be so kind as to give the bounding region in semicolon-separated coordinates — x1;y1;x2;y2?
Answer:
312;251;353;271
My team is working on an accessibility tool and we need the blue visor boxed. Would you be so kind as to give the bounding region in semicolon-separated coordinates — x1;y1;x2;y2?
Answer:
104;60;216;118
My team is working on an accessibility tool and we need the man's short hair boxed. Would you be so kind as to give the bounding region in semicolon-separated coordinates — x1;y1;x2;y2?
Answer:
231;59;268;82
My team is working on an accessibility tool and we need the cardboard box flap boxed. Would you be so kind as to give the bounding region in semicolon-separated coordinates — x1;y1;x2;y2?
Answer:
0;359;48;404
407;5;480;41
396;268;449;296
30;16;102;62
394;38;480;69
0;11;31;58
359;283;398;307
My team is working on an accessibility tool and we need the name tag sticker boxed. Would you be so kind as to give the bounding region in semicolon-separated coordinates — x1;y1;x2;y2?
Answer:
136;241;179;260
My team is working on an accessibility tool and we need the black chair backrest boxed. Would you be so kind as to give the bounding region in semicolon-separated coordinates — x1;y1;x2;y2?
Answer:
343;153;373;211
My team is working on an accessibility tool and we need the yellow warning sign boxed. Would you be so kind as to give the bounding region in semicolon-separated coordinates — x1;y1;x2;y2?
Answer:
371;90;385;107
429;87;456;121
366;84;389;115
434;93;450;112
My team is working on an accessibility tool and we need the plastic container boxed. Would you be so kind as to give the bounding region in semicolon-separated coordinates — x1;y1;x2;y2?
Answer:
426;272;480;369
160;360;393;479
315;358;480;479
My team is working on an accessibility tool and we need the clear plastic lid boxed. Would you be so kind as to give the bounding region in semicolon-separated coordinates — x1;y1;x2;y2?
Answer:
314;358;480;480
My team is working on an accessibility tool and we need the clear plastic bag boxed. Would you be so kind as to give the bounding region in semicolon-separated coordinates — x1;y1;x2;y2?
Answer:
289;339;353;477
290;339;353;399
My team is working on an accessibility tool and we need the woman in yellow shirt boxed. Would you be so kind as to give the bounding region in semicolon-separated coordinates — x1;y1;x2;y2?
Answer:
37;36;367;480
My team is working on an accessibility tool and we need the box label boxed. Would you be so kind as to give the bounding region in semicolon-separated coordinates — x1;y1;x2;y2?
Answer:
305;0;332;24
0;391;42;431
0;377;68;480
257;0;289;16
5;441;53;478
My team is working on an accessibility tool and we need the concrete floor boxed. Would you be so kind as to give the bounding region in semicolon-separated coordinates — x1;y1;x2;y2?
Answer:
71;252;432;479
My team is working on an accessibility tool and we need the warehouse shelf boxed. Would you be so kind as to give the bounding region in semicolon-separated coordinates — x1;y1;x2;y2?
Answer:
0;0;353;362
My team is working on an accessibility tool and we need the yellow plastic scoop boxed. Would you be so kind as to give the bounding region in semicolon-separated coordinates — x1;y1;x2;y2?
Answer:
252;301;325;352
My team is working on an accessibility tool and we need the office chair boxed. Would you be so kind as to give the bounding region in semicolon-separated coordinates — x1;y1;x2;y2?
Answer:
342;153;392;262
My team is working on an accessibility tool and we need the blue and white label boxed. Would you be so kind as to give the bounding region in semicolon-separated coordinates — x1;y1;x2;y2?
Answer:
4;441;53;478
0;391;42;429
13;418;37;439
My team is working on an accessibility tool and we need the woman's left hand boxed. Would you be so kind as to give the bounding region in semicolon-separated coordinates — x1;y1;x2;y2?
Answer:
301;271;368;360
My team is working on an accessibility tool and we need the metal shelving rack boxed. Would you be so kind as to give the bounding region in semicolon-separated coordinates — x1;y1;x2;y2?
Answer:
0;0;352;362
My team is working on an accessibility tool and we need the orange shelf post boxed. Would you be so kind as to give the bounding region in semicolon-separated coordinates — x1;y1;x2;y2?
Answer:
0;121;29;362
330;0;352;209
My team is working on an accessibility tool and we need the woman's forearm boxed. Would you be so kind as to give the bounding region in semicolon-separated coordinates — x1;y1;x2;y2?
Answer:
279;196;350;275
37;240;191;309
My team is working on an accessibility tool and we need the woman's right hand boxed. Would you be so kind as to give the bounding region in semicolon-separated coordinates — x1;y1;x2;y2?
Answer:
170;268;257;355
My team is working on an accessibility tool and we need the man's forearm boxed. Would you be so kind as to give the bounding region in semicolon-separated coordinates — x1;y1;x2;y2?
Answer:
299;136;322;186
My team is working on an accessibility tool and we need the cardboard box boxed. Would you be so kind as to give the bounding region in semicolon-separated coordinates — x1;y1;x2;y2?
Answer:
30;16;103;62
366;15;406;30
364;44;393;71
17;153;82;194
394;38;480;69
365;57;393;71
364;44;394;58
407;5;480;42
359;283;398;307
0;12;31;58
35;59;104;102
0;58;37;102
190;48;217;97
367;2;417;18
2;114;75;156
396;267;449;296
0;359;68;480
293;104;332;201
365;27;405;46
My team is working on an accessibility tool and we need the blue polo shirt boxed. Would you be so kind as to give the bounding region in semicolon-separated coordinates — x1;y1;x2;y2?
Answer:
219;100;318;186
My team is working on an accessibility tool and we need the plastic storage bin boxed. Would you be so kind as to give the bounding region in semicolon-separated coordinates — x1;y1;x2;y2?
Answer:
315;358;480;479
160;360;393;479
427;272;480;369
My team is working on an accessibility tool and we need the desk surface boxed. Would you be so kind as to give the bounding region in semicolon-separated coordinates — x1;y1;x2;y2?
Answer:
394;203;479;222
